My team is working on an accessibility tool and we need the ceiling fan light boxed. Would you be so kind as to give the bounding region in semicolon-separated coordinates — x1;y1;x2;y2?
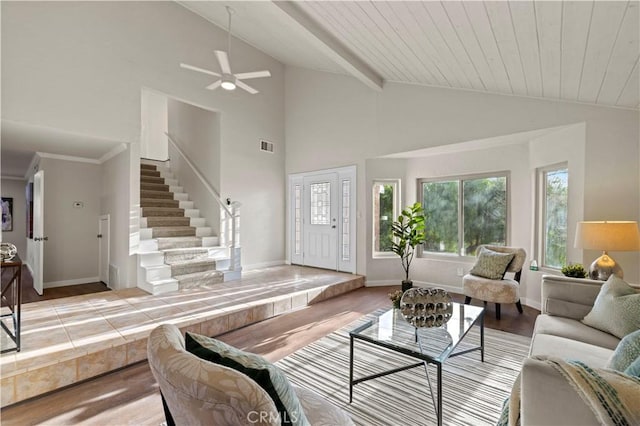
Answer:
221;74;236;91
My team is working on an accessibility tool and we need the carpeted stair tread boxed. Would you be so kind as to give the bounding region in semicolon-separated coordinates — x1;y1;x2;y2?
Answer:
141;198;179;208
152;226;196;238
146;217;190;227
166;258;217;267
140;164;157;171
140;175;165;184
141;189;174;200
170;259;217;276
162;247;211;262
175;269;224;288
141;169;161;177
156;237;203;250
142;207;184;217
141;182;169;192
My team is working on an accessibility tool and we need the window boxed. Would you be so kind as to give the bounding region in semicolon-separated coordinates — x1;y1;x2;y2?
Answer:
372;180;399;255
538;165;568;269
420;173;508;256
310;182;330;225
294;184;301;255
341;180;350;261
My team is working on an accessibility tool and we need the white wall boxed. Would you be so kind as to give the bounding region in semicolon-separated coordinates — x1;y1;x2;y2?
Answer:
167;98;221;235
0;178;28;258
3;1;286;271
101;146;133;290
285;67;639;305
140;90;168;161
38;157;101;287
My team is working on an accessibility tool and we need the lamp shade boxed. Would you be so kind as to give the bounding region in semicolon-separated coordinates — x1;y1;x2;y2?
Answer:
574;221;640;251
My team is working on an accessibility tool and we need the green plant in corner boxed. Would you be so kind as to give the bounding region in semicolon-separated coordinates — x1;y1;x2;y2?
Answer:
391;202;427;290
561;263;587;278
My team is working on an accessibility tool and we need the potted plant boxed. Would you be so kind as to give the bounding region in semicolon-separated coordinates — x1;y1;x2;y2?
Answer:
391;202;427;291
561;263;587;278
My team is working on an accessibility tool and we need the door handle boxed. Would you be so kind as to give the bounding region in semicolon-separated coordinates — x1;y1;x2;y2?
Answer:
331;225;336;229
97;234;103;238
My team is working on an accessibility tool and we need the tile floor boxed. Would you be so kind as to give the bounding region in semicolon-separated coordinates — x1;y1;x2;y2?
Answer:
0;265;363;406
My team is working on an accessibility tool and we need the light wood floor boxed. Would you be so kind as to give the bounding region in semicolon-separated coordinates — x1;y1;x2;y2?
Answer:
0;286;538;425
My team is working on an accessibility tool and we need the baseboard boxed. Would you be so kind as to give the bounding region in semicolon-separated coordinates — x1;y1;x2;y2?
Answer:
242;260;286;271
44;276;101;288
521;297;542;311
365;279;462;295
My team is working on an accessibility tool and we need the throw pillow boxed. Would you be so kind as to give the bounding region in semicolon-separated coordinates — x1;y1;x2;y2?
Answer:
469;246;515;280
624;356;640;378
607;329;640;371
582;275;640;339
185;332;309;426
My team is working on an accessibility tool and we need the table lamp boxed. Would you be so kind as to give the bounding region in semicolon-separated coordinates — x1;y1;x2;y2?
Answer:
574;221;640;280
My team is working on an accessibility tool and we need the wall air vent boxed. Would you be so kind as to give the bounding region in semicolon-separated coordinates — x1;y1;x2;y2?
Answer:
260;140;275;153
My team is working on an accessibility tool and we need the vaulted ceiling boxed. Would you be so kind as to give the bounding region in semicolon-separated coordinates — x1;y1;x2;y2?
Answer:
180;0;640;109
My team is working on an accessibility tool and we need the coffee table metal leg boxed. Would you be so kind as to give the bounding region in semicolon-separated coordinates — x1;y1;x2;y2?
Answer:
349;335;354;403
437;363;442;426
480;312;485;362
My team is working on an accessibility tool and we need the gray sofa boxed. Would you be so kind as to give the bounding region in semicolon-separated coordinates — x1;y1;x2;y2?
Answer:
520;275;632;425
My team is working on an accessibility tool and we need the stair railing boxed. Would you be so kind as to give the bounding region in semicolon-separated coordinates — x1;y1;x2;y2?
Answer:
165;132;241;272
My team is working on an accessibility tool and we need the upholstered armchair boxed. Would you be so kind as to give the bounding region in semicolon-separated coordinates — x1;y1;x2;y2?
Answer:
147;324;354;426
462;245;526;320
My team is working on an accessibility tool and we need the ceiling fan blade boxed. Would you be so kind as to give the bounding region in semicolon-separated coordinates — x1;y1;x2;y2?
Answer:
234;70;271;80
236;80;259;94
180;63;221;77
206;80;222;90
215;50;232;74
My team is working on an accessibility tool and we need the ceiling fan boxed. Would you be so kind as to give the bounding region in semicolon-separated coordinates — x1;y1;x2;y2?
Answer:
180;6;271;94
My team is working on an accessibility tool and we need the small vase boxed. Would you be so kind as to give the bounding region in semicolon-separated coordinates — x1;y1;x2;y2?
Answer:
401;280;413;292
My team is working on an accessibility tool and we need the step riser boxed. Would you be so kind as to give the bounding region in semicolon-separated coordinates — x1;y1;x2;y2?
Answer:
140;164;157;171
141;190;174;200
164;250;210;263
152;228;196;238
141;199;180;208
156;239;203;250
142;208;185;217
171;262;217;276
145;217;191;227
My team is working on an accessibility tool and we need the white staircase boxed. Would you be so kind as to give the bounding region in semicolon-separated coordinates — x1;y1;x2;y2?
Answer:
137;160;241;295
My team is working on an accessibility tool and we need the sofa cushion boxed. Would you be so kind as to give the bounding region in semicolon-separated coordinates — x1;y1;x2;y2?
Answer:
469;246;515;279
293;386;354;426
185;332;309;426
462;274;520;303
582;275;640;339
534;314;620;350
607;329;640;371
529;334;613;368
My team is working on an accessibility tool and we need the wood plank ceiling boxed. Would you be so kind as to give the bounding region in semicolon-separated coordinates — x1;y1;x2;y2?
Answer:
182;1;640;109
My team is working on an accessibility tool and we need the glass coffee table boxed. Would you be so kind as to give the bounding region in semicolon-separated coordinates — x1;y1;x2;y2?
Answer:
349;302;485;426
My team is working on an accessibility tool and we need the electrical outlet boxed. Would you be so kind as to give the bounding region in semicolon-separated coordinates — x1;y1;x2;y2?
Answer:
456;267;464;277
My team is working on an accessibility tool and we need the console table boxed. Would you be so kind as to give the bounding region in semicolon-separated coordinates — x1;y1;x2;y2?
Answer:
1;254;22;353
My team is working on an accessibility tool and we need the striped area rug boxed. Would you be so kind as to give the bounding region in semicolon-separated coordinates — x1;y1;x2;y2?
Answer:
275;311;531;426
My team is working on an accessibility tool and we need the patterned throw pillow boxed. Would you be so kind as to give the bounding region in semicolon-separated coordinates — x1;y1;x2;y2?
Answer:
607;329;640;371
582;275;640;339
185;332;309;426
624;356;640;377
469;246;515;280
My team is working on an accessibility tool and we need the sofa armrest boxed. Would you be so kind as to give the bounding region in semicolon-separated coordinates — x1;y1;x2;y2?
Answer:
541;275;603;319
520;358;599;426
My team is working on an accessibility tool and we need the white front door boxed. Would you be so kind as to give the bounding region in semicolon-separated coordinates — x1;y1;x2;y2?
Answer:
98;215;110;287
303;173;338;270
32;170;44;295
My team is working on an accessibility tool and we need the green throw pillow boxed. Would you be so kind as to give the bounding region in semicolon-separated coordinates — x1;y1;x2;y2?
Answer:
624;356;640;377
582;275;640;339
185;332;309;426
469;246;515;280
607;329;640;371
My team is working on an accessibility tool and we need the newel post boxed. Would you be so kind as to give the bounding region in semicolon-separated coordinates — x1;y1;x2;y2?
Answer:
229;202;241;272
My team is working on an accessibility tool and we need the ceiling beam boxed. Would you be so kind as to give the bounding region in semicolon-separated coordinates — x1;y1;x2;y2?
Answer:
273;1;384;91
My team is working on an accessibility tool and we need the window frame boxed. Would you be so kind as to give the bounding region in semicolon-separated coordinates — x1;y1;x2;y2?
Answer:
372;179;401;258
536;163;569;271
418;171;510;259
